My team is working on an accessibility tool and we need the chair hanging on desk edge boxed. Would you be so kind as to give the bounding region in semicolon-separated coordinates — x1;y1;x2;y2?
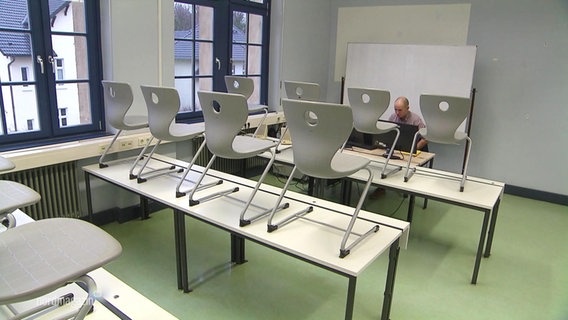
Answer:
188;91;289;227
99;81;149;177
267;99;380;258
137;85;222;198
347;87;402;179
404;94;472;192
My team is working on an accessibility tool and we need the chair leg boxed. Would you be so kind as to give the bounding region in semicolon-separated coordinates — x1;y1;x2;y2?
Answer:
128;136;154;179
380;128;401;179
74;274;97;320
175;139;222;198
403;132;420;182
135;140;179;183
98;130;122;168
266;166;311;232
239;148;288;226
460;137;472;192
187;154;239;206
339;167;380;258
252;108;269;137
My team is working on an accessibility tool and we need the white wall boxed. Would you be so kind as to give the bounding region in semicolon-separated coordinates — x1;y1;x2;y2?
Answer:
282;0;567;196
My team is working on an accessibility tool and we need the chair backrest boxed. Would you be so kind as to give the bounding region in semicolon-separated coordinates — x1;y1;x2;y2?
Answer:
197;91;249;158
140;85;181;141
102;81;134;129
347;87;391;134
420;94;471;144
284;81;320;101
282;99;353;178
225;76;254;99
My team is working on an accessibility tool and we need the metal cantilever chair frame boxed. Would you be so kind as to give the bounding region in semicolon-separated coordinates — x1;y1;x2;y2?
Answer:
99;81;149;176
138;85;221;197
267;99;379;258
224;75;269;137
189;91;288;227
404;94;472;192
347;87;401;178
283;80;321;101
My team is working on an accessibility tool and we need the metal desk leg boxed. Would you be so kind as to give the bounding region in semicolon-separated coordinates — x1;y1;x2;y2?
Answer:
84;172;94;223
471;209;490;284
174;209;191;292
345;276;356;320
407;195;416;223
381;239;400;320
140;195;149;220
484;198;501;257
231;233;247;264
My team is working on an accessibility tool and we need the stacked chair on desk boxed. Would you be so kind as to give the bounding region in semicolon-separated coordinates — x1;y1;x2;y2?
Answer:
283;80;321;101
99;81;149;178
267;99;379;258
347;87;401;179
404;94;472;191
138;85;221;198
189;91;288;227
1;156;122;320
224;76;269;138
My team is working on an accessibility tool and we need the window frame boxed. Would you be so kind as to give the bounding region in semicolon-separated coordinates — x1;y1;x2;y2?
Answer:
0;0;105;151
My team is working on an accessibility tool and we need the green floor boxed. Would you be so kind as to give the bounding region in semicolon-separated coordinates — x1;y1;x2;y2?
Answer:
100;174;568;319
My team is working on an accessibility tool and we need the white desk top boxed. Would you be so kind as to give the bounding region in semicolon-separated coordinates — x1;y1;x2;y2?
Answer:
267;147;504;212
83;154;409;277
0;210;176;320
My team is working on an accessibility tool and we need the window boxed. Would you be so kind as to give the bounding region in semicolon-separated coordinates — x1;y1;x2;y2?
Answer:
55;58;64;80
173;0;270;121
0;0;104;149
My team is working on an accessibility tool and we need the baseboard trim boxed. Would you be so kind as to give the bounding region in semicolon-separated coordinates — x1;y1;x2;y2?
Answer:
504;185;567;206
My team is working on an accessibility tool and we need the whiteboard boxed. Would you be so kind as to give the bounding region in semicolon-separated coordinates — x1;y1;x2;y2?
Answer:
343;43;477;123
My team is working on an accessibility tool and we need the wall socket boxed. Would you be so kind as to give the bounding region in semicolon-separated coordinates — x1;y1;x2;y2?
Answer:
119;140;134;150
138;137;151;146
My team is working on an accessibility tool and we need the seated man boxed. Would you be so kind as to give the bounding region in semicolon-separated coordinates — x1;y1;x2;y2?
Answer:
371;96;428;199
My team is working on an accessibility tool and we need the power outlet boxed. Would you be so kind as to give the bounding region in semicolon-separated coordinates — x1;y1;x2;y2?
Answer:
98;144;109;154
138;137;151;147
119;140;134;150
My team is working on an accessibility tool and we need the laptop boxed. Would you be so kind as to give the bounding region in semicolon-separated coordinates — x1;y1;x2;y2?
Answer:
346;121;419;153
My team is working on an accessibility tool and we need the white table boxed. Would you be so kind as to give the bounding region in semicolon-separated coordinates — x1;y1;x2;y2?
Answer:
265;146;504;284
83;154;409;320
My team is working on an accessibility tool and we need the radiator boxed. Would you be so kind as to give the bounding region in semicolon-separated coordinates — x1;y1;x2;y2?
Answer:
1;161;80;220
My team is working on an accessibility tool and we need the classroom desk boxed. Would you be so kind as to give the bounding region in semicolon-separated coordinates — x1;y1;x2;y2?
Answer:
83;154;410;320
265;146;504;284
0;210;176;320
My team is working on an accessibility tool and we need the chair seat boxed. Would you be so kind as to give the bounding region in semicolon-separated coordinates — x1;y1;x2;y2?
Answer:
0;158;15;172
328;153;371;179
247;103;268;113
230;136;276;159
419;128;468;145
0;218;122;304
0;181;41;214
122;114;149;129
375;121;398;133
165;123;205;142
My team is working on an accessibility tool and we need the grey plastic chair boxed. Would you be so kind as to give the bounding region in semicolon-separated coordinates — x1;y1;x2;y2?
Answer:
0;156;41;229
404;94;472;191
99;81;148;176
224;75;269;137
348;87;401;178
283;80;321;101
138;85;220;197
190;91;288;226
0;218;122;320
267;99;379;258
